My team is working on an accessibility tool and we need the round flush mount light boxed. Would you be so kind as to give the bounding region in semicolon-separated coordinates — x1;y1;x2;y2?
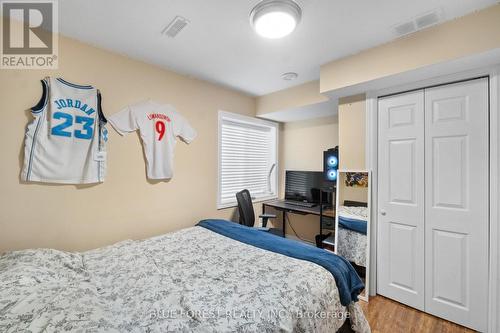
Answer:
281;72;298;80
250;0;302;39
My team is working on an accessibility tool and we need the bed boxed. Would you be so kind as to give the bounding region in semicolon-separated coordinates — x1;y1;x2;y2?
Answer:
337;205;368;268
0;220;370;333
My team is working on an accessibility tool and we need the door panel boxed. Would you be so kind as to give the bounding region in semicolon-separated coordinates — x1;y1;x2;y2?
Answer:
431;135;468;209
389;222;417;292
389;139;417;204
378;91;425;310
431;229;468;308
424;78;489;331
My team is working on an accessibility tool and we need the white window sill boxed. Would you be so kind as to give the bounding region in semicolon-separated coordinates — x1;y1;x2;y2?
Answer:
217;194;278;210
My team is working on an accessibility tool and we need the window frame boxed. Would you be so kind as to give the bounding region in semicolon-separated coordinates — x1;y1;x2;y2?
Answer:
217;111;279;209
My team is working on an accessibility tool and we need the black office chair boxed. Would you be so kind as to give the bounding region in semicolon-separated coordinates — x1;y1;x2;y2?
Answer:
236;189;282;236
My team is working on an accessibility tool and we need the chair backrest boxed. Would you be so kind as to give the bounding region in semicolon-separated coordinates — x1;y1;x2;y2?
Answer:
236;189;255;227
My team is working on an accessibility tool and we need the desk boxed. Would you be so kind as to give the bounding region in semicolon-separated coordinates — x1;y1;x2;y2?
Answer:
262;200;335;239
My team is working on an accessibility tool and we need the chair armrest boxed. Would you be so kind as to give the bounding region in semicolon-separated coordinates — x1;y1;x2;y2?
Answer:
259;213;276;228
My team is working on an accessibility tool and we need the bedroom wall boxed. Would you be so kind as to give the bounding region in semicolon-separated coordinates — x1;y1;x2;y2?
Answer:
338;94;366;170
0;33;257;254
266;116;338;243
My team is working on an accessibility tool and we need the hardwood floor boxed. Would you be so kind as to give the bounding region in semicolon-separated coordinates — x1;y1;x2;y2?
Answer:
359;296;475;333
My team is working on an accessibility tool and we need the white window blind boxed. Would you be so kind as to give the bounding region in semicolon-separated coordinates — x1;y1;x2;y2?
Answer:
218;111;278;208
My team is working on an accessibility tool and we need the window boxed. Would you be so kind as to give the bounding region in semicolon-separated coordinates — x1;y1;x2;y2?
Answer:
218;111;278;209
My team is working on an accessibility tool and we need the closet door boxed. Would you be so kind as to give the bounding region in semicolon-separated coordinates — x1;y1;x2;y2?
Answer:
377;91;425;310
424;78;489;331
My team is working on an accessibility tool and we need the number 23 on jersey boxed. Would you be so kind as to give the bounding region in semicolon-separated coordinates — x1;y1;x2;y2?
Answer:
51;112;95;140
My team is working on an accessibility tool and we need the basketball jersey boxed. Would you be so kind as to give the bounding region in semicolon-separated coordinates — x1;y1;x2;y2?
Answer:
21;77;108;184
108;100;196;180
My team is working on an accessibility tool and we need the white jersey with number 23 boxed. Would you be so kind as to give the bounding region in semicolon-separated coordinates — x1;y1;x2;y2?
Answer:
22;77;108;184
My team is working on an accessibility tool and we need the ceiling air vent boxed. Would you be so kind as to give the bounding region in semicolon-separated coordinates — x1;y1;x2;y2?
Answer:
393;8;443;38
415;10;441;29
394;21;416;36
162;16;189;38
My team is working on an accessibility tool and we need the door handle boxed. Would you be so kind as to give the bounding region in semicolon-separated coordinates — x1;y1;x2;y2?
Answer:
380;210;387;216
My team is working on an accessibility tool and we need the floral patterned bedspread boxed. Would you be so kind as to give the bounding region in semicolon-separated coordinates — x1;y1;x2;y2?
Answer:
0;226;370;332
338;227;367;267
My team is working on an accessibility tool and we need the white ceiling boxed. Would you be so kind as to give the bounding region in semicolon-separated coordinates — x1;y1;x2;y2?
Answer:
59;0;497;96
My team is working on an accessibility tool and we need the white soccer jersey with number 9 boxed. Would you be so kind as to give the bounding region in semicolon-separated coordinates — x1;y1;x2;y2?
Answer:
108;100;197;180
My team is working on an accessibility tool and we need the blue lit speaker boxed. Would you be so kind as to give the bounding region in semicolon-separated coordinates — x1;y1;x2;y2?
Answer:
324;147;339;182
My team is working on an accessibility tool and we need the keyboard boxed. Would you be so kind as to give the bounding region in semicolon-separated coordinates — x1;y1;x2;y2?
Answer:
285;200;317;208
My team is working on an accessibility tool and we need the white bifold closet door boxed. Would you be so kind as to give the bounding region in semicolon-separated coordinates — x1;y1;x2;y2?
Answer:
378;90;425;310
424;78;489;331
378;78;489;331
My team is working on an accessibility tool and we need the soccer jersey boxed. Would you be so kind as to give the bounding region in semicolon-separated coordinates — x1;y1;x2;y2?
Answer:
21;77;108;184
108;100;196;180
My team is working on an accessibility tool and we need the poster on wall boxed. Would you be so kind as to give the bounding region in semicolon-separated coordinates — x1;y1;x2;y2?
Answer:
345;172;369;188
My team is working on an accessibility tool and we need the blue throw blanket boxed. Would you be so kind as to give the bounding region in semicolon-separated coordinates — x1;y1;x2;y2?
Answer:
338;216;367;235
197;219;364;306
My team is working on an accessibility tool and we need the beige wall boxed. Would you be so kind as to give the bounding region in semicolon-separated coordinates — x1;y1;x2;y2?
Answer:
266;117;338;243
0;34;256;254
256;80;328;115
320;4;500;93
4;5;497;254
338;95;366;170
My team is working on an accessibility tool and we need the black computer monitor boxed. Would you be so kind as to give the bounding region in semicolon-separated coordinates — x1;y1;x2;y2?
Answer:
285;170;327;204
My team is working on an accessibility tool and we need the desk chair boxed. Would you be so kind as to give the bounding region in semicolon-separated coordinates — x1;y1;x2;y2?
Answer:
236;189;282;236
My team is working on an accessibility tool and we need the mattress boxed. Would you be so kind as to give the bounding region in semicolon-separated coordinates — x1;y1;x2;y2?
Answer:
338;206;368;220
0;225;370;333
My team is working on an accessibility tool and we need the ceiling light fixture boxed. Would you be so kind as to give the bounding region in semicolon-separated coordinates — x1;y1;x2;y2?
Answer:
250;0;302;39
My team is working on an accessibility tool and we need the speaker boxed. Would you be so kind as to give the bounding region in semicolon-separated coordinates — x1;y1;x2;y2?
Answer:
323;147;339;182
